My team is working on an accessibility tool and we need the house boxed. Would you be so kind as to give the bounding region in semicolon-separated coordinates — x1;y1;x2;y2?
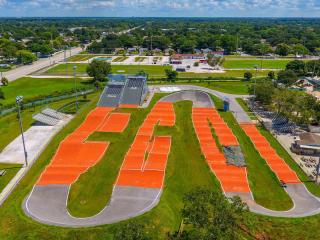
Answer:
210;51;224;57
194;49;202;54
292;77;320;93
127;47;137;54
201;48;212;54
139;47;148;54
164;48;174;56
115;48;125;54
291;133;320;155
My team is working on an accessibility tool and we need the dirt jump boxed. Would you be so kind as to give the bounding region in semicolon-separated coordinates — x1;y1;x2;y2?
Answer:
23;90;320;228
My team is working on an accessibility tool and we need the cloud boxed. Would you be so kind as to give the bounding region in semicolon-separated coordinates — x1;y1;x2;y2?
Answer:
0;0;319;17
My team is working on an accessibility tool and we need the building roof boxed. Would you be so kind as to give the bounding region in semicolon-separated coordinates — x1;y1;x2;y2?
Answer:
297;133;320;149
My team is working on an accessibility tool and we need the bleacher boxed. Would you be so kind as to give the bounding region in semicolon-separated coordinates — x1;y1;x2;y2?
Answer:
223;146;246;167
272;115;296;133
33;113;60;126
120;76;148;106
32;108;68;126
98;85;124;107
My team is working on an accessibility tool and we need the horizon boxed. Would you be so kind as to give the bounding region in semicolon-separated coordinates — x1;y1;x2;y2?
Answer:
0;0;319;18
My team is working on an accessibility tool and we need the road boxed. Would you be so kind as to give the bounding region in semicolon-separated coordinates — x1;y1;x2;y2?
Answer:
3;47;83;82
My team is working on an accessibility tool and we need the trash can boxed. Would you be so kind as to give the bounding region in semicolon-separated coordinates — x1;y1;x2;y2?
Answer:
223;97;230;112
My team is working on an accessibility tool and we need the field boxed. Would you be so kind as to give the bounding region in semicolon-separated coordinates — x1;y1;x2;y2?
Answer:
134;57;146;62
112;56;128;62
44;63;272;79
44;63;172;78
0;77;92;106
67;55;95;62
223;59;291;69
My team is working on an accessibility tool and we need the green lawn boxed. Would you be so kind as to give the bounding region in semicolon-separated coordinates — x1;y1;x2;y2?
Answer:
44;63;172;78
67;55;95;62
134;57;146;62
0;163;22;193
223;59;291;69
1;89;320;239
179;69;272;78
236;98;257;120
112;56;128;62
0;77;92;106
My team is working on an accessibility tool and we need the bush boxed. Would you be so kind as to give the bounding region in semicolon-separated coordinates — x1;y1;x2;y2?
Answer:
0;88;5;99
1;77;9;86
244;71;253;81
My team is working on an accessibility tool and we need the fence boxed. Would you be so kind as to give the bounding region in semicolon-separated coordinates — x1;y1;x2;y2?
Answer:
0;88;96;117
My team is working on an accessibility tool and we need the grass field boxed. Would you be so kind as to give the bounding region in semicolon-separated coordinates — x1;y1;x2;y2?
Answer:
175;70;272;78
44;63;172;78
1;91;320;239
112;56;128;62
223;59;291;69
67;55;95;62
134;57;146;62
44;63;272;79
0;77;92;106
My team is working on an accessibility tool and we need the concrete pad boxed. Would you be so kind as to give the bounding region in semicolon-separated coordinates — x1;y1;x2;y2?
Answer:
160;90;214;108
0;118;72;164
23;185;161;227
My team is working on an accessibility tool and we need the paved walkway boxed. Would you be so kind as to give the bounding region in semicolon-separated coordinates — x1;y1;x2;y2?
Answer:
0;117;72;206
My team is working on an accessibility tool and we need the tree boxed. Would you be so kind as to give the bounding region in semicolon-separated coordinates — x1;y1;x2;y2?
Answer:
168;188;251;240
267;71;275;79
165;69;178;82
86;60;111;82
244;71;252;81
114;222;151;240
275;44;291;56
293;44;309;56
286;60;306;76
0;88;4;99
16;50;37;64
1;77;9;86
249;81;275;105
277;70;298;86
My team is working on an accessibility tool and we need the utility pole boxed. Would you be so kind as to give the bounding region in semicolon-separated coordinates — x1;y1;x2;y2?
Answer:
16;96;28;167
73;65;78;111
254;64;258;97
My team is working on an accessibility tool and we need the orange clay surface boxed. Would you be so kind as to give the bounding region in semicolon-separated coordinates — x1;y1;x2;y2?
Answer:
37;107;132;186
116;102;174;189
241;124;300;184
98;113;131;133
192;108;250;193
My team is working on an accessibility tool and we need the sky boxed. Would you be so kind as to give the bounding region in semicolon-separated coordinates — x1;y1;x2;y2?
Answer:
0;0;319;18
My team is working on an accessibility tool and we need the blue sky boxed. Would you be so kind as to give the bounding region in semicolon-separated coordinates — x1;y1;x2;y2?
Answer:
0;0;319;17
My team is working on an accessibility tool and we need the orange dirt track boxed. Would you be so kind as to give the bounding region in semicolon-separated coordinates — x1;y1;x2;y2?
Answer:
116;102;174;189
37;107;132;186
192;108;250;193
119;104;139;109
98;113;131;133
241;124;300;184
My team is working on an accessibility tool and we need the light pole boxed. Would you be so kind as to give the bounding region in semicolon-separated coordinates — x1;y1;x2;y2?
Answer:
253;64;258;97
16;96;28;167
73;65;79;111
316;157;320;184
